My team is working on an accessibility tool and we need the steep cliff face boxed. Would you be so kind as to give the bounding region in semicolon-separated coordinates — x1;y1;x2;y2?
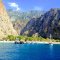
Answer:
20;8;60;39
7;9;44;34
0;1;17;39
12;20;28;35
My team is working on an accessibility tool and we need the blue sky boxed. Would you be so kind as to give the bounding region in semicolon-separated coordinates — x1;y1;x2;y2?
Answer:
3;0;60;11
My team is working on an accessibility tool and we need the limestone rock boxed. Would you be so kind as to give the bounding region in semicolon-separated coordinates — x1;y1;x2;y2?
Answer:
0;1;17;39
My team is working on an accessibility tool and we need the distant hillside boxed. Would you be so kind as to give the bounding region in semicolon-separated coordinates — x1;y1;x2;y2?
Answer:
0;1;17;39
20;8;60;39
7;9;44;21
12;20;28;35
7;9;44;34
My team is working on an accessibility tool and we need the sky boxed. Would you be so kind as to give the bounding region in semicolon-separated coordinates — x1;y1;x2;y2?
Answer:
2;0;60;11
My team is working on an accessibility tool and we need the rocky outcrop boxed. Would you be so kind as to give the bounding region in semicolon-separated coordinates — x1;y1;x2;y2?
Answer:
0;1;17;39
20;8;60;39
12;20;28;34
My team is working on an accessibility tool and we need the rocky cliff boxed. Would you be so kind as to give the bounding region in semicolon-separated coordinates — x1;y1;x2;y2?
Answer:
0;1;17;39
7;9;44;34
12;20;28;35
20;8;60;39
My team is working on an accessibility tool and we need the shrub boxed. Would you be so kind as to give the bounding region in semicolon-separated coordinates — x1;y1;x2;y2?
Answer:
7;35;16;41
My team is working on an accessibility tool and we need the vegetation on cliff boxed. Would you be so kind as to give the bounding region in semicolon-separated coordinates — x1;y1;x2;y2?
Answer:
5;35;60;42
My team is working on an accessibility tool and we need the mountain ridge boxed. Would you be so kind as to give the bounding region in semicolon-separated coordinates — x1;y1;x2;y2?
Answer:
20;8;60;39
0;1;17;39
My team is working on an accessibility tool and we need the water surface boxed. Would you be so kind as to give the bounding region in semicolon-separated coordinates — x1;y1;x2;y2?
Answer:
0;43;60;60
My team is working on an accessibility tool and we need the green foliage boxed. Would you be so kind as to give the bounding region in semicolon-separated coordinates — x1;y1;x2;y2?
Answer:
26;37;33;41
6;35;60;42
6;35;44;41
7;35;16;41
17;35;25;41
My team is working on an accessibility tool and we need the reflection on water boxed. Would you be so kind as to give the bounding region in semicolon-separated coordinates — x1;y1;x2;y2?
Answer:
49;44;53;58
50;44;53;50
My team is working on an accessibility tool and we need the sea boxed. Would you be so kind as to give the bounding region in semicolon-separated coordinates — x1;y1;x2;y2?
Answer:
0;43;60;60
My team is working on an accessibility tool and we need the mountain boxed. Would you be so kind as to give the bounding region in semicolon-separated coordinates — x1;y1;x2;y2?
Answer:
12;20;28;35
7;9;44;34
7;9;44;21
0;1;17;39
20;8;60;39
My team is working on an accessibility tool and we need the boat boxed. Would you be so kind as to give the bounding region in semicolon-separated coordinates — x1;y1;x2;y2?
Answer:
15;41;24;44
15;38;24;44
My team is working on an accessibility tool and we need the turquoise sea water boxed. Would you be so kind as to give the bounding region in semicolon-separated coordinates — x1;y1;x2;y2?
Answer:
0;43;60;60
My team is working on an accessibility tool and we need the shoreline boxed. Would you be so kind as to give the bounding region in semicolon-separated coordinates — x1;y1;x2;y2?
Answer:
0;41;60;44
0;41;15;43
26;41;60;44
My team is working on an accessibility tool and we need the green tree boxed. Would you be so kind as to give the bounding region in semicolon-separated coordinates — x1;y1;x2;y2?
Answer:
7;35;16;41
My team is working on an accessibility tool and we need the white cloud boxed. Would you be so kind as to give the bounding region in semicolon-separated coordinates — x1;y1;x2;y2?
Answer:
34;6;43;11
8;3;18;7
8;2;20;11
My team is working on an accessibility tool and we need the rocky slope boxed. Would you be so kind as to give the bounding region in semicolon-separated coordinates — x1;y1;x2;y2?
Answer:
7;9;44;34
0;1;17;39
20;8;60;39
12;20;28;35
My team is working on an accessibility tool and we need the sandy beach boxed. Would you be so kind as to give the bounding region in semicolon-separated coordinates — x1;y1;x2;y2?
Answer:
0;41;60;44
25;41;60;44
0;41;15;43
